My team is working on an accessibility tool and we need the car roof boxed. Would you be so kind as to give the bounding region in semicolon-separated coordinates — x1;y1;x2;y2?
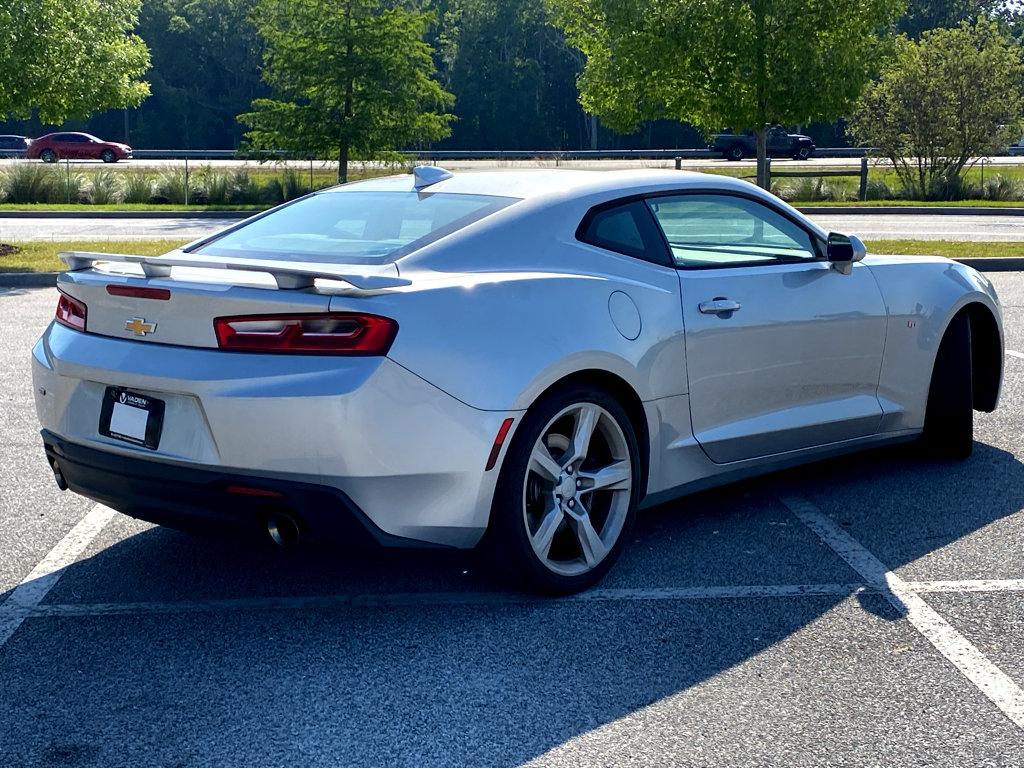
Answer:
330;168;763;201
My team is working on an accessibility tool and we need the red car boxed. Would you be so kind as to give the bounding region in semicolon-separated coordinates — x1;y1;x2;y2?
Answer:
27;132;132;163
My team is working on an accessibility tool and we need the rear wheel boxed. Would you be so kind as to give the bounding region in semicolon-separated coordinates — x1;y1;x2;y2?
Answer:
922;311;974;459
40;149;57;163
485;385;641;594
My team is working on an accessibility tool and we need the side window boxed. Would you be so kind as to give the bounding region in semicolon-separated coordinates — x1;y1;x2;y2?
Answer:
645;194;819;268
577;201;668;264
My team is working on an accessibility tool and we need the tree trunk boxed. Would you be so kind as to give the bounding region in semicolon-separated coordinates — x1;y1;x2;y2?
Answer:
338;141;349;184
756;126;769;190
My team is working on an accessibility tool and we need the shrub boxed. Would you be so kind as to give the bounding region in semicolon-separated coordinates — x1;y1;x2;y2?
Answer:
777;176;854;203
87;169;123;204
980;173;1023;201
154;169;196;204
1;163;56;203
199;167;231;205
53;169;87;204
122;172;155;204
863;178;895;200
260;176;286;205
282;168;308;200
226;169;260;204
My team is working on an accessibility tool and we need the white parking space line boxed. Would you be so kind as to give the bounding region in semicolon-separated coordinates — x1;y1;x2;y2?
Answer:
780;494;1024;731
0;504;115;649
908;579;1024;593
1006;350;1024;359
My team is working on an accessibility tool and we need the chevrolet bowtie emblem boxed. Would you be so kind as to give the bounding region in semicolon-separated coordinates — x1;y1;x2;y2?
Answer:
125;317;156;336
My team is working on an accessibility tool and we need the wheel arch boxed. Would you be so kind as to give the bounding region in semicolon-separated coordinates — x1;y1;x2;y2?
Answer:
963;302;1002;412
523;368;651;498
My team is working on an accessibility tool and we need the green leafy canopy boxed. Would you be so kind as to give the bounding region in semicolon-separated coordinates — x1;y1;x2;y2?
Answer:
851;19;1024;199
550;0;904;136
0;0;151;123
240;0;454;181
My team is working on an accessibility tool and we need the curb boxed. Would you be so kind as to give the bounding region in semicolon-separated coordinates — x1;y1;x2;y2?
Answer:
0;210;258;220
800;206;1024;216
3;257;1022;289
0;272;58;287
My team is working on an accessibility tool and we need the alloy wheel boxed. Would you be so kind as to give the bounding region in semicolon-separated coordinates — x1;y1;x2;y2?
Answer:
522;402;633;577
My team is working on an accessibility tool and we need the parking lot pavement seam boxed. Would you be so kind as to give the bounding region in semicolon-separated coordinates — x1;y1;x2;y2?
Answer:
779;493;1024;731
18;583;868;619
0;503;114;649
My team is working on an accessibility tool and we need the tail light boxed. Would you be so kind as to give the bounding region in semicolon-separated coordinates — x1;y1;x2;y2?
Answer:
55;290;87;332
214;313;398;355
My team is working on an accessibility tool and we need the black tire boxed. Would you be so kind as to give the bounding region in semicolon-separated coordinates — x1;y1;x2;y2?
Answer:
483;383;642;594
727;145;745;161
794;146;812;161
40;149;57;163
922;311;974;459
101;149;116;163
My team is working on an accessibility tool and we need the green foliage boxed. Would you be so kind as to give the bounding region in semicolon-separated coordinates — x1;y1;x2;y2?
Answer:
198;167;231;204
227;169;261;204
437;0;587;149
551;0;903;185
0;164;56;203
154;169;195;204
0;0;151;123
87;170;124;204
53;170;87;204
241;0;455;181
122;173;156;204
850;20;1024;200
898;0;1003;38
129;0;264;148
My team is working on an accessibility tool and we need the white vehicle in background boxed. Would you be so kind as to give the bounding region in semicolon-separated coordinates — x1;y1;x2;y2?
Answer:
32;167;1003;593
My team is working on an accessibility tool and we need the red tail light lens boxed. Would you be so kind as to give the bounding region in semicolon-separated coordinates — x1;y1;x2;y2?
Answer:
214;313;398;355
55;290;87;332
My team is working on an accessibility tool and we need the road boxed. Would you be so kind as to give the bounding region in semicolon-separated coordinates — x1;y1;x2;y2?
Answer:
4;212;1024;243
2;275;1024;764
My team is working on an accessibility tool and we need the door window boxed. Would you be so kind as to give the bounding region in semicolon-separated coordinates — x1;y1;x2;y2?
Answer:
646;194;819;268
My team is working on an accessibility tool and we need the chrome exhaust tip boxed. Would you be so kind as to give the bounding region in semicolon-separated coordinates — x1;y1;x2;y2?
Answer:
265;512;300;547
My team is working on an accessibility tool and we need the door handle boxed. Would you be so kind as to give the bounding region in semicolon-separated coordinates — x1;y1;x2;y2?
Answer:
699;298;742;315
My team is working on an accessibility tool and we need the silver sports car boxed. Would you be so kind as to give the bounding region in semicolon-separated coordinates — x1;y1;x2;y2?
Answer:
32;167;1004;593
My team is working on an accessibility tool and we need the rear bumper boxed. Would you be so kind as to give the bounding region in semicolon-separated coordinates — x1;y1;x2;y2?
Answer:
33;322;519;548
43;430;421;547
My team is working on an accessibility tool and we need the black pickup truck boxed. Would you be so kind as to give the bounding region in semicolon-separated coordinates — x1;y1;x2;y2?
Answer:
712;126;816;161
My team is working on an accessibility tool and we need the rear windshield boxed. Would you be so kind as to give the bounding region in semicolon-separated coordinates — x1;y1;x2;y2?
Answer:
191;190;517;265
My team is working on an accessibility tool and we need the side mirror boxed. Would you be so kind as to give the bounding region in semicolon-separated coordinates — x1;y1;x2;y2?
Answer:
827;233;867;275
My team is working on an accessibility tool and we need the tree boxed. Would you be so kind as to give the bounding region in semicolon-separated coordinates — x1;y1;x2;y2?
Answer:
434;0;588;150
898;0;1004;38
0;0;150;123
241;0;454;183
850;20;1024;200
551;0;904;188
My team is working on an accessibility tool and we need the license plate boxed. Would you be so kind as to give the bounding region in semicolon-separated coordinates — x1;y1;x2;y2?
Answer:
99;387;165;450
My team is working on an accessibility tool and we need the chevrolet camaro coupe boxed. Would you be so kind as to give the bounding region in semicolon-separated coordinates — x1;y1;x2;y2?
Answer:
32;167;1003;593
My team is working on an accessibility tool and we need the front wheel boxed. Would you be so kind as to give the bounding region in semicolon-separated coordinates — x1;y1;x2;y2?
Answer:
726;145;745;161
921;312;973;459
100;149;116;163
485;385;641;594
794;146;812;160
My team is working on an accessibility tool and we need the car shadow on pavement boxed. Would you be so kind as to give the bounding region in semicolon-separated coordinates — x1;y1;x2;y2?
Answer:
2;440;1024;766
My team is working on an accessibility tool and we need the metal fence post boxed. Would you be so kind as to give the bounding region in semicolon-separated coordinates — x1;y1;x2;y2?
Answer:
859;156;869;201
65;158;71;204
184;156;189;206
675;156;682;170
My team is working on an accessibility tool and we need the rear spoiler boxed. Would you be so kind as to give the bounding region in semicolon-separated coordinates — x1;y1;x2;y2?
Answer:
58;251;410;290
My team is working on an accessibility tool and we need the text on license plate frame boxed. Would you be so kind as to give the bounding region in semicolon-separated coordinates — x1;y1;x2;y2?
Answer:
99;387;165;450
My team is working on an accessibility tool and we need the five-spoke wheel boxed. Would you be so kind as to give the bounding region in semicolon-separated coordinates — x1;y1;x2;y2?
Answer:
486;384;640;594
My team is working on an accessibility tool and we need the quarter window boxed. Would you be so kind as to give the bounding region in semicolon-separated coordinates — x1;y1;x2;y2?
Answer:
577;201;668;264
645;194;819;268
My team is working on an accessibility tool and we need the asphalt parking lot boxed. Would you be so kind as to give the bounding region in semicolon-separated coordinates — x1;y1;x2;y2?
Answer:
3;275;1024;766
